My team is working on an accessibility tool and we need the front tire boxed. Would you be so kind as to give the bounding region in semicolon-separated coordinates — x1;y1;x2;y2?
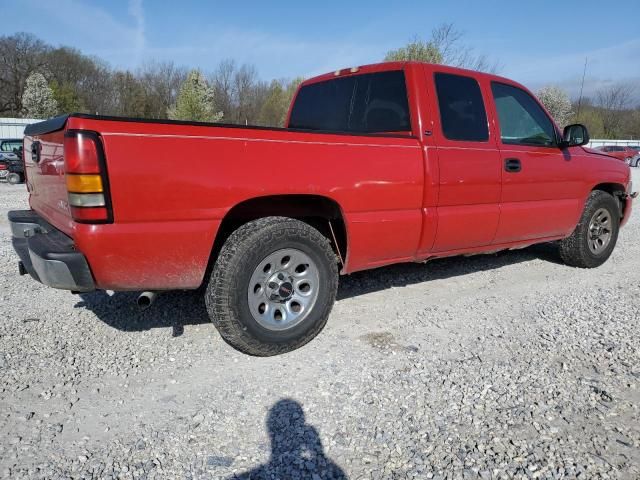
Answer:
205;217;339;356
559;190;620;268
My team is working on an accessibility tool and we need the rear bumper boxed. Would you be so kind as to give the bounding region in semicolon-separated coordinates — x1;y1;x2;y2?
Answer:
8;210;95;292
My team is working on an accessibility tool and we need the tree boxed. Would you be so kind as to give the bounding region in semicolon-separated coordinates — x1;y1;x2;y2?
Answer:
536;86;573;127
384;38;443;63
384;23;498;73
111;71;147;117
45;46;112;114
21;72;58;118
574;106;605;138
258;77;304;127
138;61;186;119
0;33;50;115
50;80;84;114
595;83;635;138
168;70;222;122
210;60;274;125
211;59;237;122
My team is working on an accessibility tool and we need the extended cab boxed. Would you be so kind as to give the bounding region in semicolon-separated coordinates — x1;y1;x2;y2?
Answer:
9;62;636;356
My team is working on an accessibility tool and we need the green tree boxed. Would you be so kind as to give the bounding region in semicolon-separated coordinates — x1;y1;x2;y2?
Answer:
258;80;286;126
576;107;605;138
50;80;84;114
168;70;222;122
21;72;58;118
258;77;303;127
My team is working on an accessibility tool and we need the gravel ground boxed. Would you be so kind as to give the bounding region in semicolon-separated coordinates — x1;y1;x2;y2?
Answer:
1;172;639;480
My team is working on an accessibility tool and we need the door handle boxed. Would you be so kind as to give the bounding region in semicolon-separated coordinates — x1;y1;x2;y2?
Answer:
504;158;521;173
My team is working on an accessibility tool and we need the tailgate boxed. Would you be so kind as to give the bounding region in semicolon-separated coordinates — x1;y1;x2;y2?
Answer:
23;127;74;237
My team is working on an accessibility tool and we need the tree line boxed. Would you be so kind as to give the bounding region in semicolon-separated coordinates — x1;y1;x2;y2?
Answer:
0;32;301;127
1;27;639;137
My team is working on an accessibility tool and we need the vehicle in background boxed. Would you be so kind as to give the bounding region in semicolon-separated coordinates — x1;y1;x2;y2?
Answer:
594;145;637;163
0;138;22;181
6;146;25;184
8;62;636;356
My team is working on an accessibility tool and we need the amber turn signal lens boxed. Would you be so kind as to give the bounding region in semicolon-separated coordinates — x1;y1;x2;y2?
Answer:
66;174;103;193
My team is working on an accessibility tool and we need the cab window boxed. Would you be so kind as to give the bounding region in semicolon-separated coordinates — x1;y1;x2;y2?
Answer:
434;73;489;142
289;70;411;134
491;83;556;147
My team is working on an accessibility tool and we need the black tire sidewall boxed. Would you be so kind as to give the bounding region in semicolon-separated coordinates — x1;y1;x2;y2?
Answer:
207;218;339;354
7;173;20;184
580;193;620;266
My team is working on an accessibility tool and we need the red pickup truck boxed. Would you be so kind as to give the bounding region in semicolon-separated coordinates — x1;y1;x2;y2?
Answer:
9;62;635;356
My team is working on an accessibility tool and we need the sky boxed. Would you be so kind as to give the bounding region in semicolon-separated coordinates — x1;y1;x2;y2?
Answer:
2;0;640;101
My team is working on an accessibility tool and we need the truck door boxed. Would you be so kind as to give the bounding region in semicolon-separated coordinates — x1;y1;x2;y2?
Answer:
427;69;502;252
488;81;584;243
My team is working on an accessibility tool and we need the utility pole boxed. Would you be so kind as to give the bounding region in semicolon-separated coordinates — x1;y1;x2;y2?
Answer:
576;57;588;121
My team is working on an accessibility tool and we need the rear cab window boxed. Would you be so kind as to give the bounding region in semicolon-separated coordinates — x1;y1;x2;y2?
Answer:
434;72;489;142
288;70;412;135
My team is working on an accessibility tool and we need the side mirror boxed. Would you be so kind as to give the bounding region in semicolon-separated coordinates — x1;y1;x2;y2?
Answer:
560;123;589;148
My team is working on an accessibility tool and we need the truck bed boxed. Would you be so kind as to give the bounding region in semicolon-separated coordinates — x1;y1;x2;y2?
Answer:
23;113;425;290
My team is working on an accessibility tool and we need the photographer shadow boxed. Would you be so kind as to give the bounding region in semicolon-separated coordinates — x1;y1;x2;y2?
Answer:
231;399;346;479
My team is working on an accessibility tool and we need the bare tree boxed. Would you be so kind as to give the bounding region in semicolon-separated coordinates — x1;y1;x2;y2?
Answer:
0;33;50;115
137;61;187;118
210;60;270;125
211;59;237;122
595;83;635;138
431;23;499;72
234;64;261;124
385;23;499;73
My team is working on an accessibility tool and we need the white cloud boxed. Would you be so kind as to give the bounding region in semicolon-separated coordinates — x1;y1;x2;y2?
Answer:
502;38;640;102
13;0;145;68
138;27;384;79
127;0;146;65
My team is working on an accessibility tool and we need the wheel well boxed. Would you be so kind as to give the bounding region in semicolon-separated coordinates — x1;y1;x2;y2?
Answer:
592;183;627;217
206;195;347;279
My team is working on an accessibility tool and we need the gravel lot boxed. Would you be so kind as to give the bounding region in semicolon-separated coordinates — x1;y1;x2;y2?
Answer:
1;172;639;479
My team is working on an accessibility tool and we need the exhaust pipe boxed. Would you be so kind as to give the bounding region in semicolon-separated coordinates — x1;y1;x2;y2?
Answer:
137;291;158;311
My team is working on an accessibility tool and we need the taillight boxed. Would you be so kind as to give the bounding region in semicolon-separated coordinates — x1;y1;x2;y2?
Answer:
64;131;113;223
0;164;7;170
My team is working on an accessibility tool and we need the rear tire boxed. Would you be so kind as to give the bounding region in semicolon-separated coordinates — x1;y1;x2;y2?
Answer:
7;173;21;184
559;190;620;268
205;217;339;356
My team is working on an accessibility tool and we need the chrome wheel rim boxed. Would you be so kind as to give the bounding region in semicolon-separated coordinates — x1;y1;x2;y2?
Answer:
588;208;612;255
247;248;320;331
